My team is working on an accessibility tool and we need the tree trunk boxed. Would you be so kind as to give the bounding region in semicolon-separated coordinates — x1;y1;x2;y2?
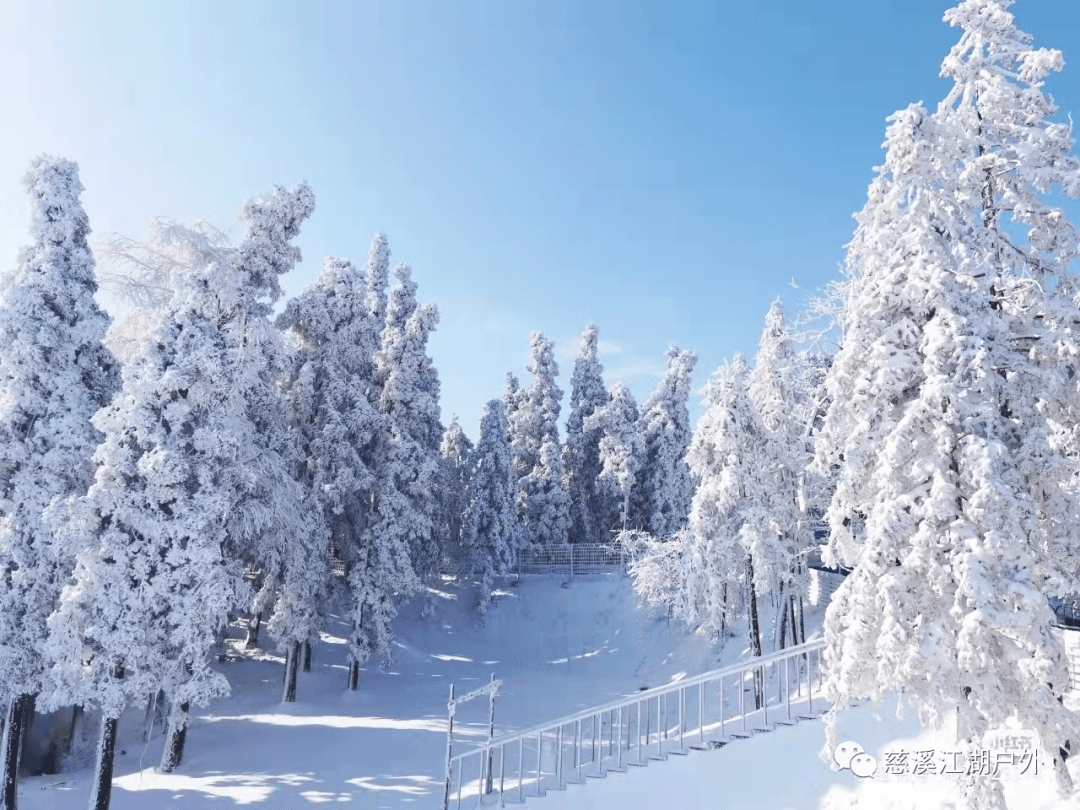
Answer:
244;612;262;650
794;591;803;643
159;701;190;773
90;713;119;810
302;642;312;673
720;583;727;633
1;693;32;810
778;596;790;651
746;557;764;711
347;660;360;691
18;698;34;743
282;641;300;703
64;705;85;768
797;596;806;646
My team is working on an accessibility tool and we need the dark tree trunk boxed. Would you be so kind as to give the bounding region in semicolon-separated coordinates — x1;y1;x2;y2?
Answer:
302;642;312;673
18;697;34;742
746;557;764;710
244;613;262;650
348;660;360;691
282;641;300;703
1;693;33;810
720;584;727;633
159;701;190;773
778;596;790;651
90;713;119;810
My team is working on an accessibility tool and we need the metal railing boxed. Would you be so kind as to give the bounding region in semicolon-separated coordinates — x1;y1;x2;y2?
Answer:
442;544;631;579
443;639;827;808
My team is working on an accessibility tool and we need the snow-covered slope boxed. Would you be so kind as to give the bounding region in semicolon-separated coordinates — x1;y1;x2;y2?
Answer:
18;573;725;809
20;572;1070;809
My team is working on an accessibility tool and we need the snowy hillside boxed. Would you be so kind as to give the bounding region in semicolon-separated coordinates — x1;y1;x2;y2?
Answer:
18;574;728;809
19;572;1072;810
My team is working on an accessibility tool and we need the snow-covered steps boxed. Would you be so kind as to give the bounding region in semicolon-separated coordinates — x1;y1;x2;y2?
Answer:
444;639;827;808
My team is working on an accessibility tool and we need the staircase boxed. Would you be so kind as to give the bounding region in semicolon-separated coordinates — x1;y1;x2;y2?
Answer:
443;639;827;809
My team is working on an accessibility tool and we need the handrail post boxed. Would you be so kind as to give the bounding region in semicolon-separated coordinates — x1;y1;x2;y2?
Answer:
535;732;542;796
486;673;496;795
740;670;746;734
720;675;725;739
679;687;684;750
556;724;563;788
574;719;581;781
698;682;704;744
762;663;768;728
617;705;624;769
499;742;506;805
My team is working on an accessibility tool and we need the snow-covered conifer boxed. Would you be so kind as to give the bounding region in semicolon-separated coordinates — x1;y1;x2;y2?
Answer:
585;383;642;534
508;333;567;545
277;255;386;683
634;346;697;538
365;232;390;323
519;437;571;547
461;401;518;613
563;325;609;544
438;416;474;554
630;355;768;704
747;300;812;644
41;184;323;798
680;357;761;638
0;157;120;809
815;3;1080;802
373;263;443;583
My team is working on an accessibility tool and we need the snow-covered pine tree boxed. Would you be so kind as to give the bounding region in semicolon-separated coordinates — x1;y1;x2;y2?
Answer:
681;356;760;640
461;400;518;614
277;255;386;690
562;324;609;544
330;260;441;681
519;437;571;547
631;355;767;705
365;232;391;323
634;346;698;538
509;333;568;545
747;300;812;647
501;372;523;435
438;416;474;560
585;383;643;535
0;157;120;810
815;3;1080;803
41;184;323;803
235;187;329;710
374;263;443;582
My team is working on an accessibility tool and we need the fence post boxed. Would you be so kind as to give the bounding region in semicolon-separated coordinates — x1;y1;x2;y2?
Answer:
486;673;496;794
443;684;455;810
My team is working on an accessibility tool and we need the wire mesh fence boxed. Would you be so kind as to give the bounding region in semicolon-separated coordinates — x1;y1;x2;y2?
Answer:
441;544;631;579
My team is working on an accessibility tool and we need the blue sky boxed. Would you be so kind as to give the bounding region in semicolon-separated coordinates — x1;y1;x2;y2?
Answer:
3;0;1080;438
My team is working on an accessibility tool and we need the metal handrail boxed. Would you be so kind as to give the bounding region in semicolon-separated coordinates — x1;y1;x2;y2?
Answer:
468;638;825;751
443;638;827;808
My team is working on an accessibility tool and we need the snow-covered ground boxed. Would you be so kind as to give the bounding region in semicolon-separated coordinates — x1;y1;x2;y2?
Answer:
16;573;1075;809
